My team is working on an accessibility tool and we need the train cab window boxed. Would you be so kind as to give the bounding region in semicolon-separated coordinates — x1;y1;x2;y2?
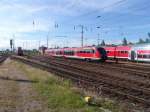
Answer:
107;51;110;53
92;50;95;53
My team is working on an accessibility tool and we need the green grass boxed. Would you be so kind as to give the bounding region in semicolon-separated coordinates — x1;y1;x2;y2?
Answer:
12;61;133;112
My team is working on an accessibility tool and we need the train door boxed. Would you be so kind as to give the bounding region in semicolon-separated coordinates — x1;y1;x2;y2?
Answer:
131;51;136;61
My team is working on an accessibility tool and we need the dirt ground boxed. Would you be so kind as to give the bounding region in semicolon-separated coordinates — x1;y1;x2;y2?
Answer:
0;59;49;112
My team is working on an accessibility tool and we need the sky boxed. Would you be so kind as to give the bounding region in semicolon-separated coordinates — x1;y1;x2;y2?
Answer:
0;0;150;49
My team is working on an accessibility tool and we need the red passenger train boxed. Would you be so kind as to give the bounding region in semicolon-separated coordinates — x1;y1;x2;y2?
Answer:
45;46;107;61
104;46;131;60
43;43;150;62
104;43;150;62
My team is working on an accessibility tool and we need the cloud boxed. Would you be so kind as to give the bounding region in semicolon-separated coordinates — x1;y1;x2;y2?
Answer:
0;0;149;49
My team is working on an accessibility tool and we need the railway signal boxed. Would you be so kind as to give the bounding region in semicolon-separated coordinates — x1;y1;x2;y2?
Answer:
10;39;15;52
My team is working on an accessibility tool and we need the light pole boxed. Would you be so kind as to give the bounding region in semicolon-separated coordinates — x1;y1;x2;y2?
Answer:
96;26;101;46
96;16;102;46
97;33;100;46
47;36;49;48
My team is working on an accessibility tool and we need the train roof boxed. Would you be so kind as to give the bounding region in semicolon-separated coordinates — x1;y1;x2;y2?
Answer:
116;46;131;50
132;43;150;50
104;46;131;51
46;46;100;51
104;46;116;50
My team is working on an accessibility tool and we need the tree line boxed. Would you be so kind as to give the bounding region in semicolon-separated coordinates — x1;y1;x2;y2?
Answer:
99;32;150;46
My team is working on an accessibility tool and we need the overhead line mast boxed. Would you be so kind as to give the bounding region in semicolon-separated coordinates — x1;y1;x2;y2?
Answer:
78;25;87;47
81;25;84;47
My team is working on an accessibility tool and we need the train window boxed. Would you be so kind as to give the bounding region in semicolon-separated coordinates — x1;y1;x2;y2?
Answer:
79;51;82;53
85;51;90;53
125;51;128;54
78;49;94;54
85;49;91;53
82;50;85;53
107;51;110;53
84;50;88;53
88;50;91;53
71;51;74;55
121;51;124;53
81;49;90;53
56;51;62;55
138;54;142;58
146;55;149;59
143;55;147;58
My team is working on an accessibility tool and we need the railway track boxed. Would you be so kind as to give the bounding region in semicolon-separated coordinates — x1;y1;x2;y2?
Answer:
27;55;150;93
12;55;150;106
44;56;150;78
0;55;8;64
28;55;150;83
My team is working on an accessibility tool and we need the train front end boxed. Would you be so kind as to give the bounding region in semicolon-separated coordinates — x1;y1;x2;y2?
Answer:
96;47;107;61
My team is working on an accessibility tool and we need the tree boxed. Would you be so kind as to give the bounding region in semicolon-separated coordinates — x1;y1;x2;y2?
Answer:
101;40;105;46
128;42;133;45
138;38;145;44
148;32;150;38
145;38;150;43
122;38;128;46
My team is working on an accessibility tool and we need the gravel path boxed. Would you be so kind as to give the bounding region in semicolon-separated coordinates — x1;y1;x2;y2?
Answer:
0;59;48;112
